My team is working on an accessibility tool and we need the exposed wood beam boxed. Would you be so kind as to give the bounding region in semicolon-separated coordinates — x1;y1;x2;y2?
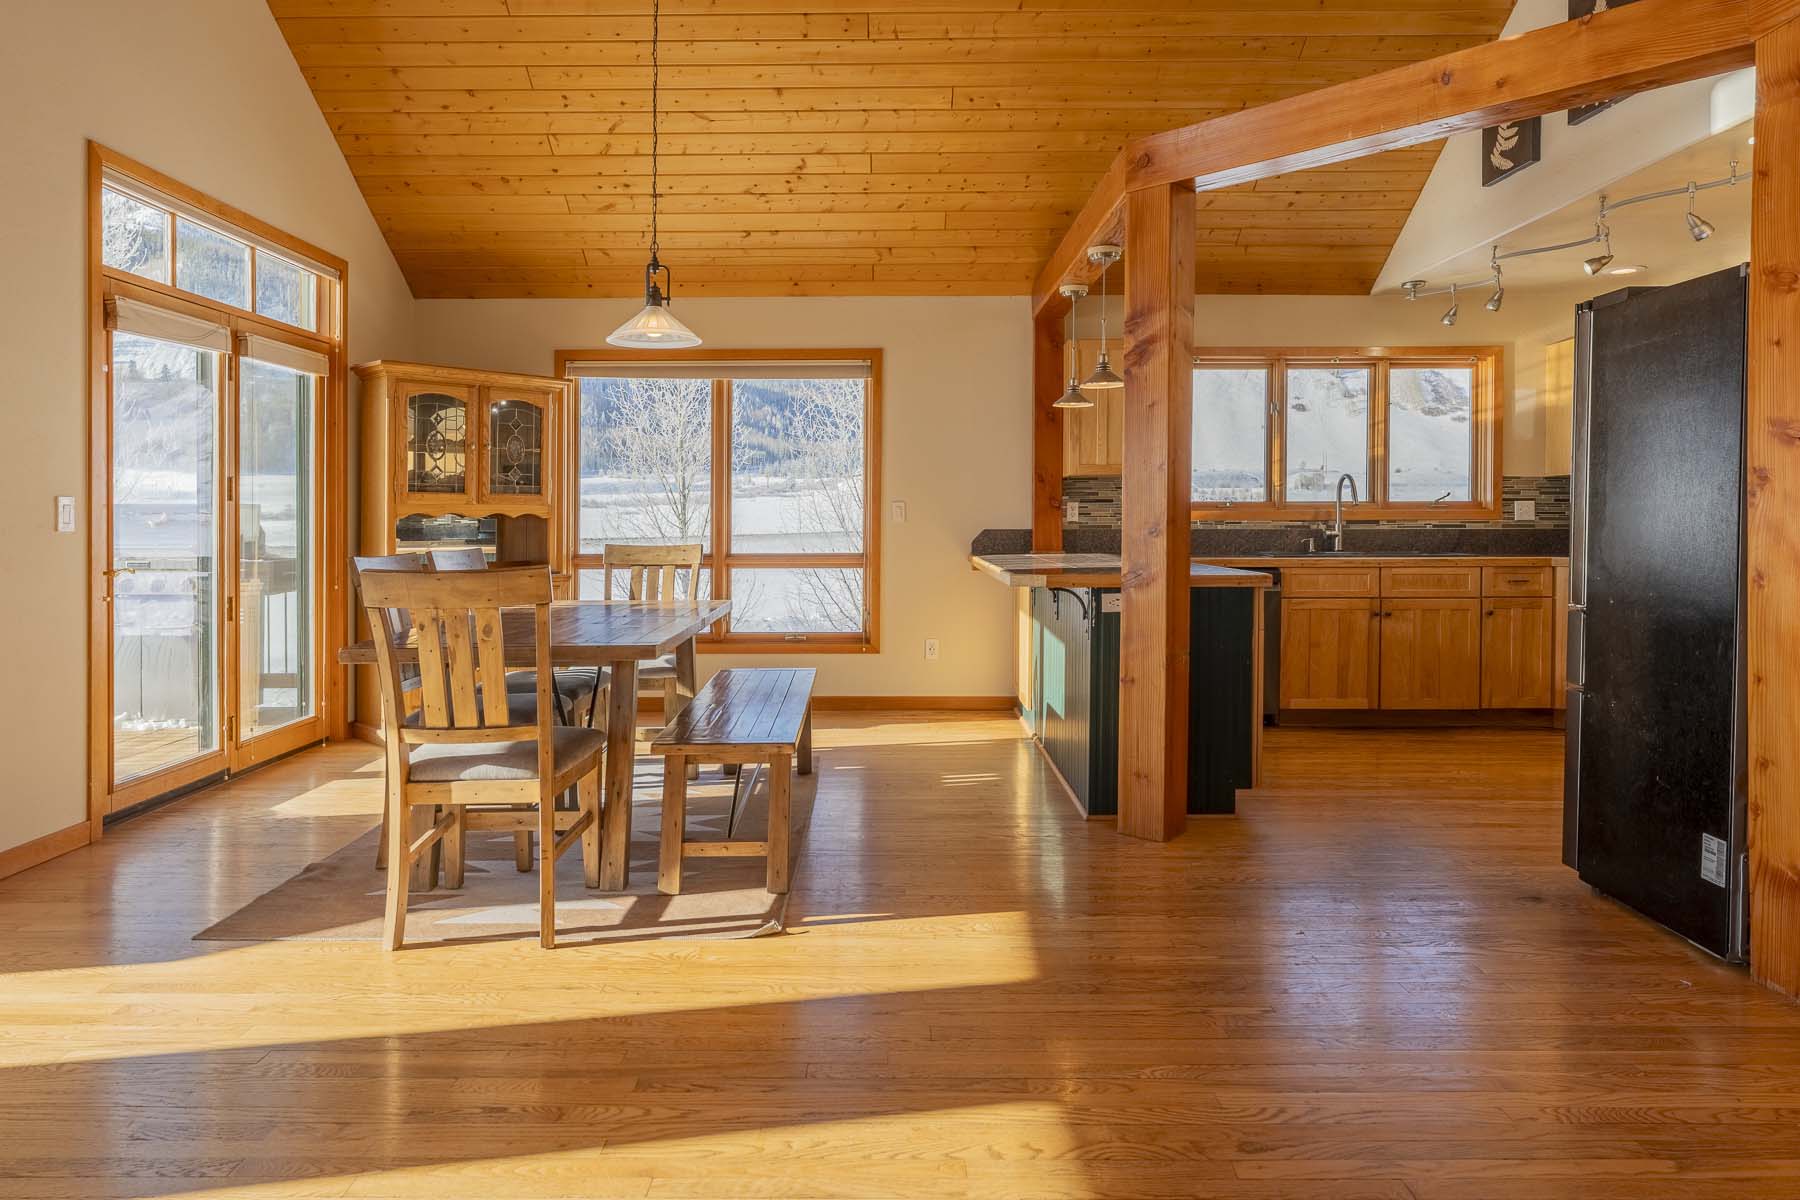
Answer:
1033;0;1800;314
1032;310;1066;552
1748;17;1800;998
1117;181;1196;843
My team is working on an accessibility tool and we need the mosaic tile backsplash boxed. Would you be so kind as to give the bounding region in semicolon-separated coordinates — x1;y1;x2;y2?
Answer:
1061;474;1571;532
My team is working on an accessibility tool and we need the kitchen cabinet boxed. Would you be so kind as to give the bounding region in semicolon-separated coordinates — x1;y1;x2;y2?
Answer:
1262;556;1563;718
1378;599;1482;709
1061;339;1123;476
1482;596;1557;709
1280;598;1378;709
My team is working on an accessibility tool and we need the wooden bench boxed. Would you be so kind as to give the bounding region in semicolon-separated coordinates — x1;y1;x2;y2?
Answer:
649;668;815;895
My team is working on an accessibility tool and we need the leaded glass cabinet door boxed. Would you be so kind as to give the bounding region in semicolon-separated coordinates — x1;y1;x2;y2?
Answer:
397;383;474;505
480;388;550;506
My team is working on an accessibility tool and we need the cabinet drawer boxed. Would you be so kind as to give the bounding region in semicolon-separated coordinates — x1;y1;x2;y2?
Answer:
1483;566;1552;596
1282;566;1378;598
1381;564;1480;598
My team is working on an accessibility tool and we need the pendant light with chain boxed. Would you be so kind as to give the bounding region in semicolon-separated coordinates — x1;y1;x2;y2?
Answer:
1081;245;1124;389
1053;283;1094;409
607;0;702;349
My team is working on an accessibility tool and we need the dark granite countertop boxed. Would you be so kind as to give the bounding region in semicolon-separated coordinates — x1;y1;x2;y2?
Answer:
971;526;1571;559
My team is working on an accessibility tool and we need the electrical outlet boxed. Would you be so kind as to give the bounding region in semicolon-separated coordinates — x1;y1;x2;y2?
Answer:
891;500;907;523
1064;500;1080;522
55;496;76;533
1513;499;1537;522
924;638;940;661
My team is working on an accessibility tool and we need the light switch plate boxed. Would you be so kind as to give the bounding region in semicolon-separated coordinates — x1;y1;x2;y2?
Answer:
55;496;76;533
1513;499;1537;522
1065;500;1080;522
890;500;907;523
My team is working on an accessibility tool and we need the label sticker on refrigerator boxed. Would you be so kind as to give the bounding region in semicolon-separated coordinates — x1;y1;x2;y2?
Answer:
1700;833;1729;888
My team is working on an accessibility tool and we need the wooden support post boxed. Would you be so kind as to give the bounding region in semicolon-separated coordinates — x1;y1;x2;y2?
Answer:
1032;306;1066;551
1748;18;1800;996
1117;181;1196;842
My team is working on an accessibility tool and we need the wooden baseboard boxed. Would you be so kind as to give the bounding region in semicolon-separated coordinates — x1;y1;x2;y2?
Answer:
0;820;91;883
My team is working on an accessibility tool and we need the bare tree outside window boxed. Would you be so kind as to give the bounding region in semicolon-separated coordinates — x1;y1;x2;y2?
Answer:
576;370;868;637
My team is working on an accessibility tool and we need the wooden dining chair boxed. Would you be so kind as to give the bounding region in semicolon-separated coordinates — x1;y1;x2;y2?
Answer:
352;554;428;877
360;565;604;950
426;547;608;728
602;542;704;717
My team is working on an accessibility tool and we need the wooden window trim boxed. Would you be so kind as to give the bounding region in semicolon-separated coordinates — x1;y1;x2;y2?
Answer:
86;142;352;838
1191;344;1504;522
553;347;882;654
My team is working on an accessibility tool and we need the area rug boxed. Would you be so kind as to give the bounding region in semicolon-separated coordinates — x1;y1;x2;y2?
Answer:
195;756;815;946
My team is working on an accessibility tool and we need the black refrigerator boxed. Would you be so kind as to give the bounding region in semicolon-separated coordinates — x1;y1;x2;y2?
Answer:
1562;264;1750;963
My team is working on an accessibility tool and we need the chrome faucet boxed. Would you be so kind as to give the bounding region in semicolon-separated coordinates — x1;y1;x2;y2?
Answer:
1327;473;1359;551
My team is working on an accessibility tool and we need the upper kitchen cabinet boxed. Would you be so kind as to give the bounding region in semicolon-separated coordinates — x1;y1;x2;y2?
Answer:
1062;339;1123;476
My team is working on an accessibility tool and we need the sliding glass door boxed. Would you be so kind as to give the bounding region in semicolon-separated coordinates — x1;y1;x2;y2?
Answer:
107;329;226;802
102;306;329;810
233;353;320;766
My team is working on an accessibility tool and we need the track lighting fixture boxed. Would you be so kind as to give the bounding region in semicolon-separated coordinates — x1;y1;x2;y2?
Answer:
1399;158;1741;318
1081;245;1125;390
1685;182;1715;241
1052;284;1094;410
1582;224;1614;276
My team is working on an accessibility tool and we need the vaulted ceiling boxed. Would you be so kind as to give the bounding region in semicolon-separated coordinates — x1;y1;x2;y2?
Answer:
271;1;1514;299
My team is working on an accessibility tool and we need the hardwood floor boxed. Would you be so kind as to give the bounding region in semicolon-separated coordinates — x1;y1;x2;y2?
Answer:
3;715;1799;1198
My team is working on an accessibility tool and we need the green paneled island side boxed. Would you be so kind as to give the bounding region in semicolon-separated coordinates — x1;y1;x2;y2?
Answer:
971;554;1272;818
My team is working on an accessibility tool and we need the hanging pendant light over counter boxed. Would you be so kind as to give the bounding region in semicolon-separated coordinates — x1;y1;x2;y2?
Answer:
1053;283;1094;409
1081;245;1125;390
608;0;701;349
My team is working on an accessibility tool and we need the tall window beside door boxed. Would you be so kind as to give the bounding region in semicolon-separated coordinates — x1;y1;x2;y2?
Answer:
1190;348;1502;520
91;146;345;815
555;352;880;651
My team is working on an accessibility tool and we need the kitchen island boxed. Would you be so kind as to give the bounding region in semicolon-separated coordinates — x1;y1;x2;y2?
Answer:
972;553;1272;818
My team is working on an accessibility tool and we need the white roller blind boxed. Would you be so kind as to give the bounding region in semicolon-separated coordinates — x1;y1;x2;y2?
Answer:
104;295;231;352
565;358;872;381
240;333;330;377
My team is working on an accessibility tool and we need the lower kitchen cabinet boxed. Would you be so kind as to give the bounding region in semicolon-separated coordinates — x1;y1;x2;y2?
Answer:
1378;599;1482;709
1481;596;1556;709
1280;598;1378;709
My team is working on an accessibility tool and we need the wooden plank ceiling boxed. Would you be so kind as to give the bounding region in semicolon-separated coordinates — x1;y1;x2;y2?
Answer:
270;1;1513;298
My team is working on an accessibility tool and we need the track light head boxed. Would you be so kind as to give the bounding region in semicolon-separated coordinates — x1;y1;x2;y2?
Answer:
1441;285;1458;327
1486;286;1504;313
1686;210;1715;242
1583;252;1615;276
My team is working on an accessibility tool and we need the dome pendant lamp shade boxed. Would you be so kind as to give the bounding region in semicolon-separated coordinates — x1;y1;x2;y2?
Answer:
1081;244;1126;391
606;0;702;350
607;253;701;348
1053;282;1094;409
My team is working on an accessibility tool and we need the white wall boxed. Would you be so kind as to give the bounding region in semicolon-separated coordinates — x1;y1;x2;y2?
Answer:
413;296;1033;700
0;2;417;856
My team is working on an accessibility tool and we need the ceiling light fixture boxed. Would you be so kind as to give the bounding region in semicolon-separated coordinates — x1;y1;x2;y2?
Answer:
1053;284;1095;409
607;0;701;349
1582;223;1615;276
1685;182;1716;241
1081;245;1125;390
1441;284;1459;327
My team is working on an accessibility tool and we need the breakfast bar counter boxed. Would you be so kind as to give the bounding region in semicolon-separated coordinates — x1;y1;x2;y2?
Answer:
972;553;1269;819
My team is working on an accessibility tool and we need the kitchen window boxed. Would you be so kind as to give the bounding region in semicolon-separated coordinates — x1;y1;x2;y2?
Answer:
1191;347;1501;519
557;350;881;651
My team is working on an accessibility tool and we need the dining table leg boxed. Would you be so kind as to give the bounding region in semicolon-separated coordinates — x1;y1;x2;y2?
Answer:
675;634;699;780
600;658;639;890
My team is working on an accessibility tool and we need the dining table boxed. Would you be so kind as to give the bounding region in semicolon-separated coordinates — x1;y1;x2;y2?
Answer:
338;598;732;890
